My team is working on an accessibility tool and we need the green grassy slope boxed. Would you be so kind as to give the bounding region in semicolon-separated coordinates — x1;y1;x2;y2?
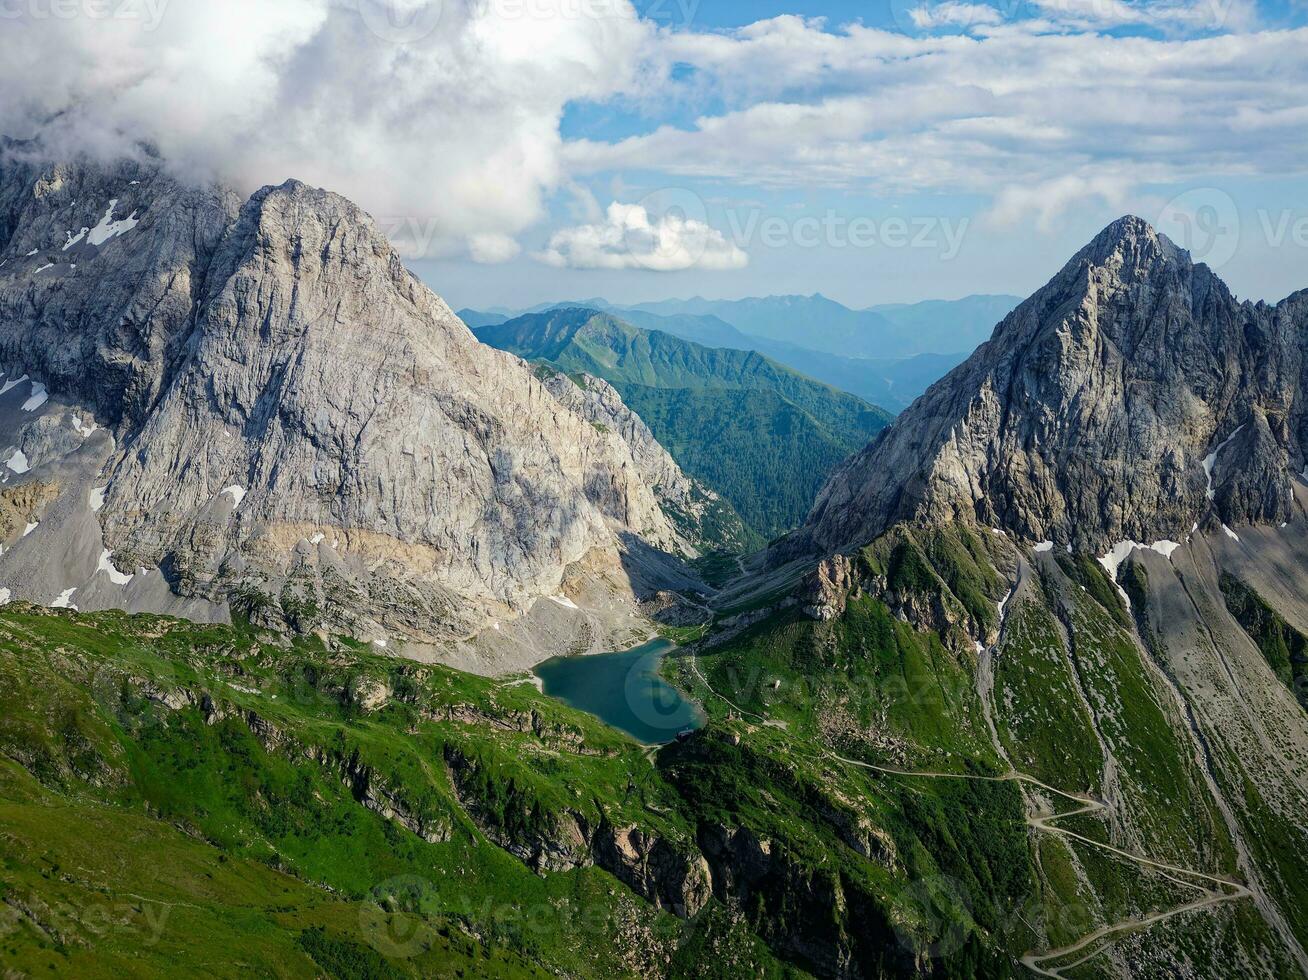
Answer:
0;597;1016;979
2;515;1294;978
475;309;891;540
672;529;1290;978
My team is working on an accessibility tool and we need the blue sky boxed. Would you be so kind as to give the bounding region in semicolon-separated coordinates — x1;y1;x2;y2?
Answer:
8;0;1306;311
409;0;1308;311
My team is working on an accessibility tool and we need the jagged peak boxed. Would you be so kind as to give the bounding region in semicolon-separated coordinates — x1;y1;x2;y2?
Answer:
1071;214;1189;273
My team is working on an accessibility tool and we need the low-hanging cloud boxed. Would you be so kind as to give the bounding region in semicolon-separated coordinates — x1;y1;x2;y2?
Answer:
0;0;655;258
538;201;749;271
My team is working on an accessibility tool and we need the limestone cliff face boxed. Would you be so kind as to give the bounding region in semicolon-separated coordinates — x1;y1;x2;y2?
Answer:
539;370;752;554
790;216;1308;558
0;148;696;650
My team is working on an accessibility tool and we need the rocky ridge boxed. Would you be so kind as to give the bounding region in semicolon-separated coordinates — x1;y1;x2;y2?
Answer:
0;146;705;663
788;216;1308;560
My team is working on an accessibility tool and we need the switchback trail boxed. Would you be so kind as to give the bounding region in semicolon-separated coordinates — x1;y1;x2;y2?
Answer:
687;650;1252;978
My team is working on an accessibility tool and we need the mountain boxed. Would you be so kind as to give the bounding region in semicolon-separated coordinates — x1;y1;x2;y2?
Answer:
867;295;1023;357
628;293;894;357
535;369;754;554
605;307;760;350
474;308;892;541
626;293;1021;359
7;182;1308;979
0;148;707;670
594;307;966;412
455;307;508;328
700;215;1308;975
457;298;999;411
793;217;1308;558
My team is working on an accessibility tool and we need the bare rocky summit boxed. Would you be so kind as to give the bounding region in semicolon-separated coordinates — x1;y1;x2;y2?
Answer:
789;216;1308;558
0;146;705;663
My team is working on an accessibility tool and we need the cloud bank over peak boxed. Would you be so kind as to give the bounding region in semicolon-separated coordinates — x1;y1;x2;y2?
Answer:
0;0;654;259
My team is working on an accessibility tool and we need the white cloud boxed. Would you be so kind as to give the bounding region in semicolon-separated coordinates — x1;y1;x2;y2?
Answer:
537;201;748;271
468;232;523;264
987;172;1133;229
909;3;1005;29
1028;0;1258;32
569;21;1308;213
0;0;656;259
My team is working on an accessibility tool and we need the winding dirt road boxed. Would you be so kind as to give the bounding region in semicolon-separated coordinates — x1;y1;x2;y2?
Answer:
689;650;1252;977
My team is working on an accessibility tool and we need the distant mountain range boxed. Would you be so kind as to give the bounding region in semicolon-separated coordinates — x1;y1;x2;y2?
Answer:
459;294;1019;411
474;308;891;542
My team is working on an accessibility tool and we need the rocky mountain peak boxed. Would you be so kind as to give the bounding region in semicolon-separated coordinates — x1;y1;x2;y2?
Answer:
0;151;704;666
785;216;1308;561
1078;213;1184;268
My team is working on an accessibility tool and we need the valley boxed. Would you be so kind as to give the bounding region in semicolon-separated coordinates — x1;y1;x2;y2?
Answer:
0;147;1305;980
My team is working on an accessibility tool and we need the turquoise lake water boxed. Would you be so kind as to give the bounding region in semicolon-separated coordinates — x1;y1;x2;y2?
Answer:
533;638;705;745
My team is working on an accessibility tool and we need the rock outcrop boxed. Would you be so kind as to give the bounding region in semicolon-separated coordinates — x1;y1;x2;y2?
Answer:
539;370;748;554
0;145;702;658
787;216;1308;559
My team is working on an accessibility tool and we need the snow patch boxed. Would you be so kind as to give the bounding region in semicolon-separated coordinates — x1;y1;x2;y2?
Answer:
63;227;88;250
310;533;325;545
24;249;37;257
22;522;37;537
997;587;1014;622
33;263;54;274
220;485;246;508
50;588;77;610
21;382;48;412
1098;539;1186;604
1097;541;1139;582
373;639;388;648
70;413;98;437
97;549;135;586
87;199;140;246
1222;524;1240;541
89;486;107;512
549;594;580;611
1202;425;1244;501
1033;540;1054;553
0;374;28;396
0;588;10;605
5;449;28;474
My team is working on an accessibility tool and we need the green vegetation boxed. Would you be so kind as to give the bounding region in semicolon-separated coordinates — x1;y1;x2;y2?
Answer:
474;308;890;539
0;606;696;978
991;600;1102;792
0;513;1292;978
0;601;1017;979
1055;553;1131;630
1219;572;1308;712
